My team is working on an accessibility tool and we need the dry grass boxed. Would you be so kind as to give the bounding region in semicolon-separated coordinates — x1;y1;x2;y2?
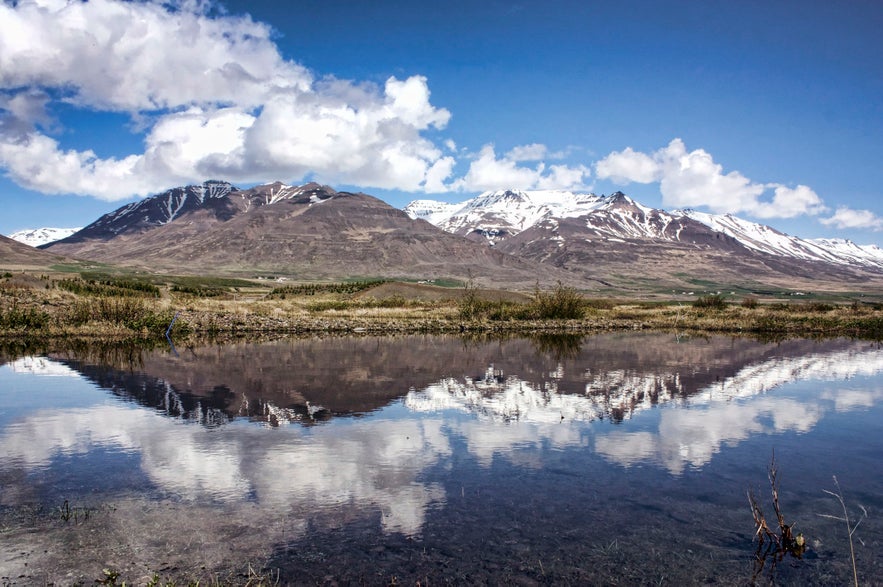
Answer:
3;271;883;339
819;476;868;587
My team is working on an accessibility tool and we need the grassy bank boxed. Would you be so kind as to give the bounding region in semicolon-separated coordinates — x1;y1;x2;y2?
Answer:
2;272;883;341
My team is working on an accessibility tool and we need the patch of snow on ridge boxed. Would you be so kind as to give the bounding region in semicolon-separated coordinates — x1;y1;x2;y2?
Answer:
404;200;459;224
406;189;606;244
8;227;82;247
678;209;883;270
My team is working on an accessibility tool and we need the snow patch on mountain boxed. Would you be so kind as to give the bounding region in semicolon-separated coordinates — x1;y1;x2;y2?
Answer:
677;209;883;270
8;227;82;247
405;189;607;244
407;188;883;272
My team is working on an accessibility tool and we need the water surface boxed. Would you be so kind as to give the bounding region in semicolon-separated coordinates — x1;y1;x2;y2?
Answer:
0;334;881;584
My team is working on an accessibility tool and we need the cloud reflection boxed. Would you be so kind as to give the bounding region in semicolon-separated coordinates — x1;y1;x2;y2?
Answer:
3;338;883;547
0;365;450;536
406;345;883;474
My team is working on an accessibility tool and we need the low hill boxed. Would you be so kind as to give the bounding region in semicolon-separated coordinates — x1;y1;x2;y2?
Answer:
0;234;67;270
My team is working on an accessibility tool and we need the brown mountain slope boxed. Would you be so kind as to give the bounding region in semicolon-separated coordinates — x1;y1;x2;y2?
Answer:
46;183;589;289
0;234;66;269
496;202;883;293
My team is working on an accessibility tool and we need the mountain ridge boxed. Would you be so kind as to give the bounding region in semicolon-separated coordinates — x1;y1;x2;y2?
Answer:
405;188;883;273
42;181;587;288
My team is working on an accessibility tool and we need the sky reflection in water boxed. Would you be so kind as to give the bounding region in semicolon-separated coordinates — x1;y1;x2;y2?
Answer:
0;334;881;583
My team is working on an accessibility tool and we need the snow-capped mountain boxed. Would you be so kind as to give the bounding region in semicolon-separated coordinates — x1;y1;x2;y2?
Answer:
42;180;569;287
406;189;608;244
407;189;883;273
8;227;82;247
677;209;883;271
50;180;339;244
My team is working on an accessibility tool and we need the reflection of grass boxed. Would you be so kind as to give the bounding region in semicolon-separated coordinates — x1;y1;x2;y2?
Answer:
529;333;583;360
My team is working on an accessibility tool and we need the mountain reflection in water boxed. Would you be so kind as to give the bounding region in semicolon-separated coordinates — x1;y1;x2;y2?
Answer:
0;333;881;584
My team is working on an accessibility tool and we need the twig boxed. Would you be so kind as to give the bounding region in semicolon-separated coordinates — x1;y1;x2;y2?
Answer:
819;475;867;587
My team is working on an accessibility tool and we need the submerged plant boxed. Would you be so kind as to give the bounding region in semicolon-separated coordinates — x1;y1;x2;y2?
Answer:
748;453;806;580
57;499;92;524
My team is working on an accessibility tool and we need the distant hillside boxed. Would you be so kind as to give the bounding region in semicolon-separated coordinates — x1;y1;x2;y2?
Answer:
407;189;883;292
45;181;583;289
0;234;66;269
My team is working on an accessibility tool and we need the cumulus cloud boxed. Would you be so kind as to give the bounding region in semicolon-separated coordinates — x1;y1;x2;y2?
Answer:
595;139;827;219
505;143;548;162
0;0;309;113
820;207;883;231
0;0;454;199
453;144;590;192
594;146;659;184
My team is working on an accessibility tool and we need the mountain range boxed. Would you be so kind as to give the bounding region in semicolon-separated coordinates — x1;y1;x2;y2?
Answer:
4;180;882;293
40;181;578;288
406;189;883;292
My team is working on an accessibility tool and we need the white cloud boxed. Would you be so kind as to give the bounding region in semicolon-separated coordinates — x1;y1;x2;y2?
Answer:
505;143;548;162
0;0;309;113
453;144;590;192
0;0;454;199
820;207;883;231
753;184;827;219
595;139;827;219
594;146;659;184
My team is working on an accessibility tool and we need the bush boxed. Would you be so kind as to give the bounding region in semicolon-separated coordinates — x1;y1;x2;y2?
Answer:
529;282;586;320
66;298;173;332
57;277;159;297
269;280;387;298
693;294;727;310
0;305;50;329
171;284;227;298
741;296;759;309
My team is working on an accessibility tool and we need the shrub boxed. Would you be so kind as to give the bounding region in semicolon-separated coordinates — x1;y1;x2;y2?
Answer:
741;296;759;309
0;305;50;329
57;277;159;298
171;284;227;298
66;298;174;332
529;282;586;320
804;301;834;313
693;294;727;310
268;280;387;298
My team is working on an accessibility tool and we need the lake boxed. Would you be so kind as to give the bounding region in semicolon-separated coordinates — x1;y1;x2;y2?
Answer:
0;333;881;585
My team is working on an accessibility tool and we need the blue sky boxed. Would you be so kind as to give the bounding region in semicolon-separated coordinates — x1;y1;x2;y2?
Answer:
1;0;882;242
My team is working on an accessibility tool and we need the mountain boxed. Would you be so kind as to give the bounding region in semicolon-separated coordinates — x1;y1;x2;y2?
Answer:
406;189;883;292
676;209;883;271
406;189;607;245
44;181;580;287
8;227;82;247
0;233;67;269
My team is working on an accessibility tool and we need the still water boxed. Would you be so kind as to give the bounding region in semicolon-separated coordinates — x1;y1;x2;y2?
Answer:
0;333;881;585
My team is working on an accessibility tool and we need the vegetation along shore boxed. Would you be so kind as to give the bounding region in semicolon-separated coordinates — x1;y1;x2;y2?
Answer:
3;270;883;342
